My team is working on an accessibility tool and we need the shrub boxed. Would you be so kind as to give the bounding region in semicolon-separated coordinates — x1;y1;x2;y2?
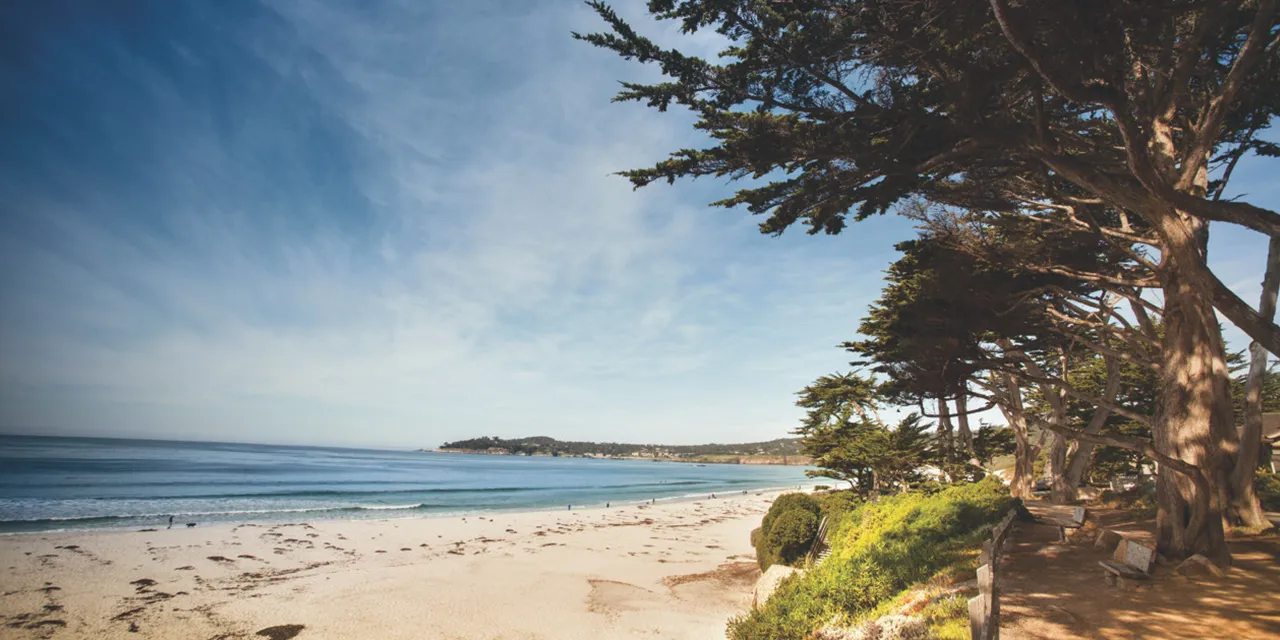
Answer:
918;594;969;640
764;508;820;567
765;493;821;525
818;490;864;537
1258;471;1280;511
814;485;832;491
755;493;823;570
729;477;1015;640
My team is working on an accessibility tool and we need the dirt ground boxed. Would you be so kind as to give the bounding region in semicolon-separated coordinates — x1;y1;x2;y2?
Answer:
998;503;1280;639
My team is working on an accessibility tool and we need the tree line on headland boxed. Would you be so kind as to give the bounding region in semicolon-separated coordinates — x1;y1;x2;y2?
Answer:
575;0;1280;569
434;435;810;463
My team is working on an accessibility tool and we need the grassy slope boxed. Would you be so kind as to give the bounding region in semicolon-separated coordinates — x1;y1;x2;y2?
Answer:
729;477;1016;640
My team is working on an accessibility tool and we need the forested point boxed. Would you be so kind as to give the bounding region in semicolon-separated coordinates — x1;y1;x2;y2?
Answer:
577;1;1280;637
435;435;804;457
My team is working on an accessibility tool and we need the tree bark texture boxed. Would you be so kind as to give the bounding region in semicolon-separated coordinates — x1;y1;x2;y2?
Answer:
1152;236;1238;562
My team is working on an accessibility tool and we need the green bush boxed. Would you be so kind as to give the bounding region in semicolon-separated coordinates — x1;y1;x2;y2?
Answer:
764;509;820;567
1258;471;1280;511
755;493;822;570
817;490;864;533
764;493;821;526
729;477;1015;640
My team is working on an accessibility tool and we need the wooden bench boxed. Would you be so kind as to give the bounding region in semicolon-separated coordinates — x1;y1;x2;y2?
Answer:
1053;506;1087;542
1099;539;1154;588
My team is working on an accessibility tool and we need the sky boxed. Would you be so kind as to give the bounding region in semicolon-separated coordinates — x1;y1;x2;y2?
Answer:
0;0;1276;450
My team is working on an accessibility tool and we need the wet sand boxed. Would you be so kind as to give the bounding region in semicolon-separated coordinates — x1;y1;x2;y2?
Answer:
0;491;786;639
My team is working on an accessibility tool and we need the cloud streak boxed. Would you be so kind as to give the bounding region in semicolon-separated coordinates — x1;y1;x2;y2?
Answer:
0;0;919;448
3;0;1272;449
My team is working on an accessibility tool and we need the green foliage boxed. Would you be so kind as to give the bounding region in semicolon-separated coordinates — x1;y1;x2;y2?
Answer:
1230;360;1280;425
793;375;933;495
764;493;822;526
794;372;883;429
576;0;1277;247
918;594;971;640
972;424;1016;467
755;493;823;570
729;477;1015;640
1257;471;1280;512
817;490;864;524
1025;346;1159;482
764;509;820;568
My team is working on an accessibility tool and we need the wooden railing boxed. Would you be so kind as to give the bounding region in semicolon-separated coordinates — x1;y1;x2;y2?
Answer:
805;515;831;567
969;507;1017;640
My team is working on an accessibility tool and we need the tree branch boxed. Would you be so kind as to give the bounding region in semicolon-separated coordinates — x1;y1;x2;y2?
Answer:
1027;414;1210;541
1178;0;1278;189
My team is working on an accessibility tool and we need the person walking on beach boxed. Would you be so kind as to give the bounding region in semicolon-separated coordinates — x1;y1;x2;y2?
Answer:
168;515;174;530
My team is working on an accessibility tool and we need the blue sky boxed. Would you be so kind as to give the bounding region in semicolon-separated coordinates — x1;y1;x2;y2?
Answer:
0;0;1275;450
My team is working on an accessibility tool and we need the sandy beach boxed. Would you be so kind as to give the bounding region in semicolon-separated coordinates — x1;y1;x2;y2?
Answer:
0;491;789;639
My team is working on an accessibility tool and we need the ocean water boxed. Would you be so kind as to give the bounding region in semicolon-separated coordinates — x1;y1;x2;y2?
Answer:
0;435;812;533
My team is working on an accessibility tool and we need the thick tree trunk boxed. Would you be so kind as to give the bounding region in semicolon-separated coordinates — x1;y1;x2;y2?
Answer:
955;390;975;461
996;373;1036;499
1231;237;1280;527
1047;433;1072;503
1064;354;1122;489
1153;244;1237;563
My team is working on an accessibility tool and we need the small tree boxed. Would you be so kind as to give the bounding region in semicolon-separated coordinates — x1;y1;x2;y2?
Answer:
973;424;1017;468
793;373;932;494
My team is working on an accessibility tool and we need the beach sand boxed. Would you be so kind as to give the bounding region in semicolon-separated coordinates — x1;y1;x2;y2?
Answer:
0;491;787;639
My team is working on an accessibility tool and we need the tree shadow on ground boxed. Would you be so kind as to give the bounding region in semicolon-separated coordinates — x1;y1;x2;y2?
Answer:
998;504;1280;639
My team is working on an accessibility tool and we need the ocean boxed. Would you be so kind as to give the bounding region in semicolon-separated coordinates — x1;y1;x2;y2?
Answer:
0;435;812;533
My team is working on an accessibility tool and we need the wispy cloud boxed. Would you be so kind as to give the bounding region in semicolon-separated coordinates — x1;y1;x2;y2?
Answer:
2;0;1272;448
0;0;917;447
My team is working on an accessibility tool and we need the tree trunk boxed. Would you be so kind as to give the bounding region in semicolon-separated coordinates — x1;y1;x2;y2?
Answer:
1020;349;1073;503
1231;236;1280;527
938;395;954;464
955;389;975;461
1153;241;1236;563
996;373;1036;499
1064;354;1122;490
1047;433;1072;502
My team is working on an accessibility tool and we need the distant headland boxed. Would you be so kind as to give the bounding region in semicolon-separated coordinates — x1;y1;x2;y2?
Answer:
423;435;812;466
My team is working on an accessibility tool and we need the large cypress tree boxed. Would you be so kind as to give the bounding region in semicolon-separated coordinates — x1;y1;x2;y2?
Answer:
577;0;1279;561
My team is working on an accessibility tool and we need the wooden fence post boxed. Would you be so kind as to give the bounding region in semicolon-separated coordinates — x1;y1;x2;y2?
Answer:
969;593;986;639
972;507;1015;640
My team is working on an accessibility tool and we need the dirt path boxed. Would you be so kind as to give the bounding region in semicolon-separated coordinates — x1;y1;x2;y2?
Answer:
998;503;1280;639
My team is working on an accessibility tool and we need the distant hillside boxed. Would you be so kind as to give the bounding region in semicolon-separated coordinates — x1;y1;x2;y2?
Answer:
433;435;805;460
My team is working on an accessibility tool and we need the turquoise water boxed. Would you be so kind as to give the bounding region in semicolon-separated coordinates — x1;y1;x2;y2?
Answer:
0;435;811;533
